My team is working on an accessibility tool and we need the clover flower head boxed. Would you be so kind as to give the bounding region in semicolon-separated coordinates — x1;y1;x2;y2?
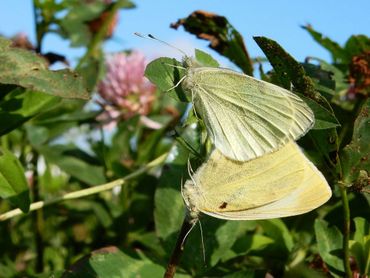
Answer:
97;51;156;128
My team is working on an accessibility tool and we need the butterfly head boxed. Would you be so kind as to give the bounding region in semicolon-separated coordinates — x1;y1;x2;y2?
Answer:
182;180;201;224
182;55;201;70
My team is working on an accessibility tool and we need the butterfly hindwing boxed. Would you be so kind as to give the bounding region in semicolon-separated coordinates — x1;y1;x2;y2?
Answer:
183;141;331;220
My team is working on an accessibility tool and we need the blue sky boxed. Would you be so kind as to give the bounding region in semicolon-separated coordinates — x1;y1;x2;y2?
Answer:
1;0;369;68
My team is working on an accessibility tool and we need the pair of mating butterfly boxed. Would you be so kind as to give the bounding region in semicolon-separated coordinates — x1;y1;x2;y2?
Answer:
156;43;332;222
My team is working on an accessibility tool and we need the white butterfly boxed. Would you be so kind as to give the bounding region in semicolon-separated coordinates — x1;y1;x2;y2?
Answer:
180;57;314;162
182;141;331;221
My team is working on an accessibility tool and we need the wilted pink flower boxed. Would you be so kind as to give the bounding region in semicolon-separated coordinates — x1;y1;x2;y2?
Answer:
97;51;157;128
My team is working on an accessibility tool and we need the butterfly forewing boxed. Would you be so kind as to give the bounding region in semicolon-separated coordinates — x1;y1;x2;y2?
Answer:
183;67;314;161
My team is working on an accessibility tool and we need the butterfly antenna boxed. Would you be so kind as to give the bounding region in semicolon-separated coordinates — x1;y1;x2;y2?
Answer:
180;176;185;199
187;158;197;186
198;220;206;265
134;32;188;56
166;75;186;92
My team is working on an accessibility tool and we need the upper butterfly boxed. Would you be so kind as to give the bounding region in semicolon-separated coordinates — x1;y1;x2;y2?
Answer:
145;45;314;162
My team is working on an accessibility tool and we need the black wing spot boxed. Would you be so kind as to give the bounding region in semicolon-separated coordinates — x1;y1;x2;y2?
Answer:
219;202;228;209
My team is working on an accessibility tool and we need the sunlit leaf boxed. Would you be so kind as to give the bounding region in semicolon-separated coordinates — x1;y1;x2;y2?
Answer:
0;37;89;99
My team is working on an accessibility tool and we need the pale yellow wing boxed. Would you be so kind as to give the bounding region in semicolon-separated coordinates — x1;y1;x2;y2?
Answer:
182;67;314;162
183;141;331;220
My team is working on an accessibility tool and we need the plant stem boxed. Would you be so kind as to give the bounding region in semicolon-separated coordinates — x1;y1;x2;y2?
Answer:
76;0;122;71
32;0;43;53
0;153;168;222
29;150;44;273
164;216;194;278
339;185;352;278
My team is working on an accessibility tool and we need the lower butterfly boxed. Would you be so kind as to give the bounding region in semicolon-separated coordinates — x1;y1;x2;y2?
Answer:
182;141;331;221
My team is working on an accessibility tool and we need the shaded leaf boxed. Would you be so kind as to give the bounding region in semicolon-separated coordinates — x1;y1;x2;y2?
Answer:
171;10;253;75
350;217;370;275
302;25;348;64
231;233;274;257
0;37;89;99
0;147;30;212
299;94;340;130
0;87;60;136
154;145;188;240
314;219;345;276
37;145;106;185
62;246;168;278
259;219;294;255
145;57;188;102
341;98;370;185
344;35;370;59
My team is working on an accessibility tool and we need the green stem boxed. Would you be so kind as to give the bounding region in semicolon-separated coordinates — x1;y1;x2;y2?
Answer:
76;0;121;71
0;152;168;222
32;0;43;53
339;185;352;278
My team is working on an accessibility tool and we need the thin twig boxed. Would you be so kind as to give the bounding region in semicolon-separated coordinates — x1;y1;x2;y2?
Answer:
340;186;353;278
0;153;168;222
76;0;122;71
164;216;195;278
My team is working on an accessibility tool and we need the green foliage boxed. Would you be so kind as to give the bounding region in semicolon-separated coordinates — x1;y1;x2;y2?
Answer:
0;37;89;99
62;247;167;278
350;217;370;276
0;87;59;136
0;147;30;212
315;219;345;276
341;99;370;185
0;4;369;278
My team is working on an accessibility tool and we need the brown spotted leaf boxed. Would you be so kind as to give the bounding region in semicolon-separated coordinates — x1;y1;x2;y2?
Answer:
171;10;253;75
341;98;370;185
0;37;89;99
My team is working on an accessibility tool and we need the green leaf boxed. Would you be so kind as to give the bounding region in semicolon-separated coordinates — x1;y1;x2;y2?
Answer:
208;220;244;266
350;217;370;275
253;36;330;109
231;233;274;257
171;10;253;75
59;0;134;47
344;35;370;58
259;219;294;254
302;25;348;64
145;57;188;102
0;147;30;212
0;37;89;99
62;246;168;278
154;144;188;240
314;219;345;276
194;49;219;67
223;270;257;278
299;94;340;130
37;145;106;185
341;99;370;185
0;87;60;136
